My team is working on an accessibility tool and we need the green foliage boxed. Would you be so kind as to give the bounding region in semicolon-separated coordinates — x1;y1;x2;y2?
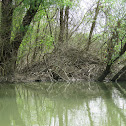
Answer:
53;0;73;7
41;35;54;52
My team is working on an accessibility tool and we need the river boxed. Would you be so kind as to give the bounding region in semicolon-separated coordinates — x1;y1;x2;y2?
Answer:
0;82;126;126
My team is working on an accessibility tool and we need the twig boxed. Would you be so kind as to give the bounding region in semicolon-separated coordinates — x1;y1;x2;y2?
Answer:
13;0;24;9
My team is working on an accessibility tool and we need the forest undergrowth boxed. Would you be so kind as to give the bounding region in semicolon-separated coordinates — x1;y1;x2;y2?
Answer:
14;47;105;83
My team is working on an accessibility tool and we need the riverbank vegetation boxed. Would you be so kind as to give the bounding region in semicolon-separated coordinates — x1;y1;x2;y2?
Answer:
0;0;126;82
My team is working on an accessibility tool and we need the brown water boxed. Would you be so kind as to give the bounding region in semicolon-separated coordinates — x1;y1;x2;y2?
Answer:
0;82;126;126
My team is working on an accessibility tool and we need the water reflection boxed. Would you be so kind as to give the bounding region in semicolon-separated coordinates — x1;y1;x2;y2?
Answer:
0;84;25;126
0;82;126;126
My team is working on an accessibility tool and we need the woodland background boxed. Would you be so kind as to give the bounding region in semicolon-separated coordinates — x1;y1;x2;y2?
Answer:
0;0;126;82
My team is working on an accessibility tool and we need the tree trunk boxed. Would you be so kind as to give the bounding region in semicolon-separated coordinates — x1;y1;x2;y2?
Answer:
111;65;126;82
97;42;126;81
86;0;100;51
12;1;41;52
0;0;42;76
0;0;13;75
65;6;69;43
58;7;64;44
97;64;111;81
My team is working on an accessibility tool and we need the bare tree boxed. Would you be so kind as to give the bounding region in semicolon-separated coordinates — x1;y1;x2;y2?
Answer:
86;0;100;51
